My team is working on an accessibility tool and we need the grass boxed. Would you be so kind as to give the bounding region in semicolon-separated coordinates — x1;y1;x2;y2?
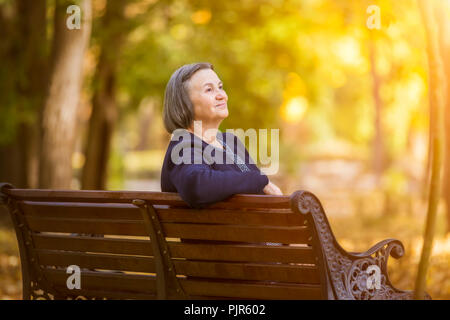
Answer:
0;211;21;300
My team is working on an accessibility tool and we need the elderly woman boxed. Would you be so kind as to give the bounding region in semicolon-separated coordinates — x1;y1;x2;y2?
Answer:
161;62;282;208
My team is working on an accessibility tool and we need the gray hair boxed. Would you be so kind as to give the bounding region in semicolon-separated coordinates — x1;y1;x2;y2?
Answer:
163;62;214;133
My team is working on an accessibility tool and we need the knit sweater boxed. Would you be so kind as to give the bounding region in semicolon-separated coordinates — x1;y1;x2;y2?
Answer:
160;129;269;208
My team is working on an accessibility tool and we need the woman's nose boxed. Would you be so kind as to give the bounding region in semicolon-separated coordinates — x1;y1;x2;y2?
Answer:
216;90;227;100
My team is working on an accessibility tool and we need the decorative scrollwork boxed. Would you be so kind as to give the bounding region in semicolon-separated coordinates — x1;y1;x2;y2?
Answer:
290;190;428;300
30;281;110;300
30;282;54;300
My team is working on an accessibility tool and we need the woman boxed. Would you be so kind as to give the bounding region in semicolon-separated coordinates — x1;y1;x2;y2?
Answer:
161;62;282;208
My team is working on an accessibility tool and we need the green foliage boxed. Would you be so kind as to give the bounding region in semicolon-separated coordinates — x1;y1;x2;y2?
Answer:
0;0;438;188
107;136;126;190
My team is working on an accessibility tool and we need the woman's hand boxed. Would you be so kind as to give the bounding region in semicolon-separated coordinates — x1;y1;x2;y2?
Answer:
263;181;283;196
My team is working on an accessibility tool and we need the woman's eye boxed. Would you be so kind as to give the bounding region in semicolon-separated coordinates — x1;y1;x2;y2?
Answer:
206;88;212;92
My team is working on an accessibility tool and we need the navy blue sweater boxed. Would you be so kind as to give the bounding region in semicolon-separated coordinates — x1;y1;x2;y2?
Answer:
161;130;269;208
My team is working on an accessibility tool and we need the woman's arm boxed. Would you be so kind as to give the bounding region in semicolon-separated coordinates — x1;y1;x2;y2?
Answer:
169;162;269;208
226;132;283;196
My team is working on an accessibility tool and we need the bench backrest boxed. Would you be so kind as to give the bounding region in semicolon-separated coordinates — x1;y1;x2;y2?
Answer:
1;184;330;300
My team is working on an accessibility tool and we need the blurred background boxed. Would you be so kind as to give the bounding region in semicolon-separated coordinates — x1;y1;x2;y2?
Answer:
1;0;450;299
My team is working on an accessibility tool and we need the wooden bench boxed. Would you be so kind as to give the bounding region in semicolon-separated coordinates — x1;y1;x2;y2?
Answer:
0;182;428;300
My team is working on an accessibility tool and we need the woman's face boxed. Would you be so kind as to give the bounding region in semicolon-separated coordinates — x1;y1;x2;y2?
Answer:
187;68;228;125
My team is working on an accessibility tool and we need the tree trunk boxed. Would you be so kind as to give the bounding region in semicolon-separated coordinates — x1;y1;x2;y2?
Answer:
368;35;385;185
39;0;92;189
436;1;450;235
81;0;127;190
0;0;47;188
16;0;48;188
421;71;434;204
0;3;23;187
414;0;446;300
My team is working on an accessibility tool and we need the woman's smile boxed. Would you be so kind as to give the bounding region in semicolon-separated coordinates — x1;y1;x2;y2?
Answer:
215;102;227;109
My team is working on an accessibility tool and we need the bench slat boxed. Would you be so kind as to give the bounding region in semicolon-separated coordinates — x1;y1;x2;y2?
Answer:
42;269;322;299
43;288;158;300
43;268;157;293
6;189;290;209
33;234;316;263
182;278;323;300
37;249;155;273
20;201;301;226
27;216;147;236
33;234;151;256
26;217;311;244
169;242;315;264
20;201;142;220
158;207;299;226
36;249;320;284
173;261;320;284
164;224;310;244
43;287;236;300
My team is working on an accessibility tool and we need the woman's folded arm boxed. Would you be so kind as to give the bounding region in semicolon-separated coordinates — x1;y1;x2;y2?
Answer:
169;163;269;208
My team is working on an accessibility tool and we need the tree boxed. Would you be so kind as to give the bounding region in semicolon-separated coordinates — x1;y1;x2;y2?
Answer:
368;31;385;184
436;0;450;235
0;0;47;188
81;0;128;190
39;0;92;188
414;0;446;300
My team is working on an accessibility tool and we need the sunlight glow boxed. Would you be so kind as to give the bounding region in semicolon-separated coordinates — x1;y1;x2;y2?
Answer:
333;36;363;67
281;96;309;123
191;10;212;25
